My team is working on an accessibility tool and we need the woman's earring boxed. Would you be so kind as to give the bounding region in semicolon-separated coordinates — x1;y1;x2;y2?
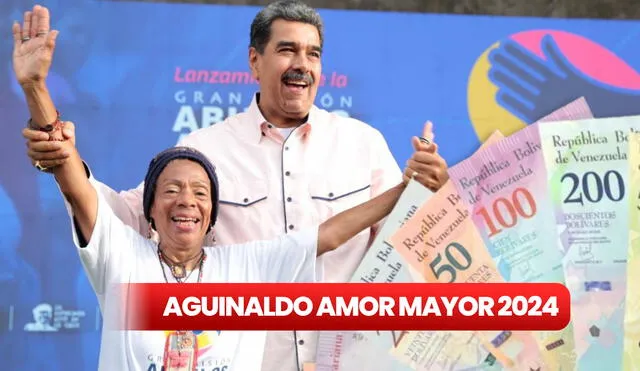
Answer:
147;218;156;239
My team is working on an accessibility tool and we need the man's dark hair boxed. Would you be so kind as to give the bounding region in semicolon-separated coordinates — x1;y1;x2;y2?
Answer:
250;0;324;54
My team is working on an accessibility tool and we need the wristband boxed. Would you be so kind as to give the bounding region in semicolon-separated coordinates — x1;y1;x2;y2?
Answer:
27;110;65;141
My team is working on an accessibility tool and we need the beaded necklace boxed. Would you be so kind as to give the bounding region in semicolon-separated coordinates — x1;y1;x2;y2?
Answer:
157;247;207;371
158;248;206;283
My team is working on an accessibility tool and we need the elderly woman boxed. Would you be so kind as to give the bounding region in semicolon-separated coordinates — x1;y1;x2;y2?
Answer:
12;8;420;371
56;141;405;371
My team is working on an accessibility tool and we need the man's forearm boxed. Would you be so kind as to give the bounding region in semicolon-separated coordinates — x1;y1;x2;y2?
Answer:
21;81;58;128
317;182;406;256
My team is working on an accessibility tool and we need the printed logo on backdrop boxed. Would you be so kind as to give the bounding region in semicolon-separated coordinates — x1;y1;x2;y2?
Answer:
467;29;640;142
171;67;354;143
22;302;87;333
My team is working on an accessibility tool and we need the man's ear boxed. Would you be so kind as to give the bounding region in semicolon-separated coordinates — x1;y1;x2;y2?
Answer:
249;47;260;81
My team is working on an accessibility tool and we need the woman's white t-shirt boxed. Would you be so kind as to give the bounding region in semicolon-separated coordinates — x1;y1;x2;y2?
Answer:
68;191;320;371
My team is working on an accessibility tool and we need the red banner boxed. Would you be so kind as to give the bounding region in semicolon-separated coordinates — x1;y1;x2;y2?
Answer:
117;283;570;331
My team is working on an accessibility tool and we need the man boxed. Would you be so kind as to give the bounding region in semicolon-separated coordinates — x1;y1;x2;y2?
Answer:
21;1;449;370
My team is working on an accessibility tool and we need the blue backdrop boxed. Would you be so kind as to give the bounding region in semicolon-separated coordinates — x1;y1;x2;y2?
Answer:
2;1;640;369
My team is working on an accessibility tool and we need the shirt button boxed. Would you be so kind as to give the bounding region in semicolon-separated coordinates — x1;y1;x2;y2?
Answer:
285;171;290;176
285;146;289;151
243;198;249;203
328;192;334;198
298;339;304;345
289;225;294;230
287;197;292;202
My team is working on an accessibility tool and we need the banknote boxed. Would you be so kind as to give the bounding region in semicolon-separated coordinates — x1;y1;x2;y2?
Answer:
539;115;640;370
448;123;578;370
351;178;434;285
388;330;500;371
315;330;436;371
623;132;640;371
449;122;565;282
315;178;434;371
540;116;640;264
388;180;546;370
384;131;507;371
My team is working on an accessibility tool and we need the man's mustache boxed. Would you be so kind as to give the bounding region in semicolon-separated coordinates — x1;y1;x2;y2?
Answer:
282;70;314;85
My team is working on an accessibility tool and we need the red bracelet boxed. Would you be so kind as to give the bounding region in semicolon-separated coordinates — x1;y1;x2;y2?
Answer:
27;110;65;141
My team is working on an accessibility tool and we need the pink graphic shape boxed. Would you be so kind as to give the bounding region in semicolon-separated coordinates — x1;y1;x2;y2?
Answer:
510;30;640;89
